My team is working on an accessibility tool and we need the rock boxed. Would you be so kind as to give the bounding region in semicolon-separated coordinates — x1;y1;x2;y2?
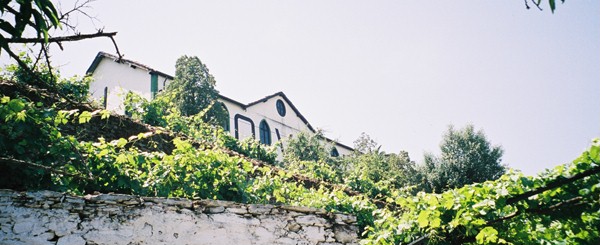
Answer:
205;206;225;213
333;225;359;243
12;221;34;234
56;234;86;245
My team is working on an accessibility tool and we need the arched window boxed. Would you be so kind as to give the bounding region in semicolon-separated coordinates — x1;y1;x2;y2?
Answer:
330;147;339;157
259;120;271;145
220;103;230;132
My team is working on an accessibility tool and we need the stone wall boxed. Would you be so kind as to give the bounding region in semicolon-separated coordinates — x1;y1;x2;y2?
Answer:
0;189;358;245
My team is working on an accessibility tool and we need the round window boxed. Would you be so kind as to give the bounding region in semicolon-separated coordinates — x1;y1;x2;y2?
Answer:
276;99;286;117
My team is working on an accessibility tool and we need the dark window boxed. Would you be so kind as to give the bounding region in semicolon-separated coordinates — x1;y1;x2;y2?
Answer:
221;103;230;132
103;87;108;108
234;114;255;139
330;147;339;157
259;120;271;145
276;99;286;117
275;128;281;141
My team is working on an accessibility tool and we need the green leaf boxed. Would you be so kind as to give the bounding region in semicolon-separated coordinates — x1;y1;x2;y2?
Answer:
98;149;109;157
0;96;9;104
417;210;430;228
35;0;60;26
476;226;498;244
430;217;442;228
589;144;599;162
100;109;110;120
549;0;556;13
426;195;439;207
116;138;128;148
116;154;128;164
78;111;92;124
441;195;454;209
16;110;27;121
8;99;25;112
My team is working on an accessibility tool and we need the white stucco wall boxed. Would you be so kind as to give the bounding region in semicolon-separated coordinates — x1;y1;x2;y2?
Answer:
89;57;171;114
220;96;353;156
247;96;310;140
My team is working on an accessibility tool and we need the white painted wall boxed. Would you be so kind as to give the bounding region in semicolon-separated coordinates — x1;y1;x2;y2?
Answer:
89;57;171;114
247;97;309;140
221;96;353;156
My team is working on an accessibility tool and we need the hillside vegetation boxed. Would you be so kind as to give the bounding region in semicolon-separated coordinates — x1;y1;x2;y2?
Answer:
1;62;599;245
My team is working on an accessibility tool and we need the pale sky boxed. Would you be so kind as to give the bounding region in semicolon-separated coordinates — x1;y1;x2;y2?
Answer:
8;1;600;175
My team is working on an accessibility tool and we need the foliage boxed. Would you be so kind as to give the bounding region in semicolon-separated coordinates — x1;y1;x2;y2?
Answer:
417;125;505;193
123;91;277;164
281;131;347;182
283;131;332;163
0;0;60;53
1;54;91;102
365;139;600;244
339;133;418;199
226;137;278;164
345;150;417;199
0;95;108;191
353;132;380;154
166;55;227;125
285;160;344;184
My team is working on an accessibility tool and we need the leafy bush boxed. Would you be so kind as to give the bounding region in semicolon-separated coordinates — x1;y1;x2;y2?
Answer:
364;140;600;244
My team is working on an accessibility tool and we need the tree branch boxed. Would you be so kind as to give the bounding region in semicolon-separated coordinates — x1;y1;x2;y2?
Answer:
487;196;585;225
506;164;600;205
0;156;93;181
6;31;117;44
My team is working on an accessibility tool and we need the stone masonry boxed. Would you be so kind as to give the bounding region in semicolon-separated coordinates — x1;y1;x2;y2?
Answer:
0;189;358;245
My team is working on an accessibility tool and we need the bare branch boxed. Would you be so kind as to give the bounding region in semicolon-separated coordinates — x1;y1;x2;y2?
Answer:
487;196;585;225
109;35;123;60
6;31;118;44
529;0;543;11
506;165;600;205
59;0;96;20
42;44;55;83
0;156;93;181
58;0;99;32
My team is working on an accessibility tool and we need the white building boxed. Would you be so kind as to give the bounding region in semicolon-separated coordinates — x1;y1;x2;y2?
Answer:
86;52;354;156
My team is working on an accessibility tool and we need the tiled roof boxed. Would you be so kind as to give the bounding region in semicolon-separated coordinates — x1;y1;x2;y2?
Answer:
86;52;174;79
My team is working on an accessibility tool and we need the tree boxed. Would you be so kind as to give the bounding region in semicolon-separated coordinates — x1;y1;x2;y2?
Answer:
353;132;379;154
164;55;227;125
280;131;344;182
418;124;505;193
344;133;417;197
283;131;332;163
167;56;218;116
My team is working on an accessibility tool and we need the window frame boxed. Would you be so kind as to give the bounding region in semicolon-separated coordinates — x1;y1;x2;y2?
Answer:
330;147;340;157
276;99;286;117
259;120;272;145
